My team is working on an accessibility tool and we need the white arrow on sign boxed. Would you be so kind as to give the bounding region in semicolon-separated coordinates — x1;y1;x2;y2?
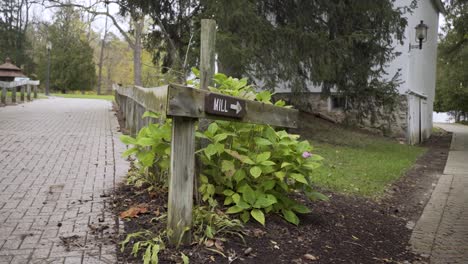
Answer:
230;101;243;114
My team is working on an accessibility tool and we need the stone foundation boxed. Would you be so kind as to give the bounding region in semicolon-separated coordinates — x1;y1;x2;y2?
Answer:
273;92;408;138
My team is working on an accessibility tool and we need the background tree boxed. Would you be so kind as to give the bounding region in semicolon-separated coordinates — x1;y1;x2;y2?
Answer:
118;0;413;123
0;0;34;73
434;0;468;121
37;6;96;92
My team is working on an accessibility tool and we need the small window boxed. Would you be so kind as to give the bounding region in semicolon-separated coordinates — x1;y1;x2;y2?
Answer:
330;95;346;110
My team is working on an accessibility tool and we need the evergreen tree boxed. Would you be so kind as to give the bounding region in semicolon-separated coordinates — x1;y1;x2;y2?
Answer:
118;0;413;120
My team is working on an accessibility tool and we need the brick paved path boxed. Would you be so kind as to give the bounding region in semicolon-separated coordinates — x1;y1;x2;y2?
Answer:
0;98;128;263
411;123;468;264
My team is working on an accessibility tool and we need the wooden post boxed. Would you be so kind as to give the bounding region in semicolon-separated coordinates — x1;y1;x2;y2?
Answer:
12;87;16;103
167;20;216;246
33;86;37;99
167;116;196;246
1;86;6;104
200;19;216;90
27;85;31;101
20;86;25;101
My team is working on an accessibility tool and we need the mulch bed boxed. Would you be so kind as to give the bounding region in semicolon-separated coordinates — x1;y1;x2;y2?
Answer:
111;129;451;264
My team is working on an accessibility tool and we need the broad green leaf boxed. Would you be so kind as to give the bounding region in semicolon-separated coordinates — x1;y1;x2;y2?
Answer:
181;253;189;264
136;137;154;147
256;152;271;163
241;185;256;205
261;180;276;191
253;194;277;208
199;174;209;184
282;209;299;225
224;196;233;205
142;111;160;119
250;166;262;178
281;162;293;168
221;160;235;173
289;173;308;184
232;193;241;204
223;189;235;196
260;160;276;166
204;144;217;159
292;204;311;214
226;205;243;214
213;133;229;142
191;67;200;77
207;123;218;135
296;140;311;153
251;209;265;225
195;131;209;139
254;137;272;146
274;171;286;180
122;147;138;157
233;169;246;183
306;191;329;201
240;211;250;223
225;149;255;164
136;151;155;167
120;135;137;145
214;143;225;154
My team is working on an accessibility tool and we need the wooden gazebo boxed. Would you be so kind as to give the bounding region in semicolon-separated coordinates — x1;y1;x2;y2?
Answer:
0;58;26;82
0;58;40;104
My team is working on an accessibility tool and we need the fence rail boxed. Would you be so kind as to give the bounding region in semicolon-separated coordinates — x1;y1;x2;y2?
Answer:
113;84;168;135
0;80;41;104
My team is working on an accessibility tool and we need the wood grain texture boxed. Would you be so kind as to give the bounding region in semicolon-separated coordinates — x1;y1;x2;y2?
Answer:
167;116;196;246
27;85;31;101
167;84;298;128
200;19;216;91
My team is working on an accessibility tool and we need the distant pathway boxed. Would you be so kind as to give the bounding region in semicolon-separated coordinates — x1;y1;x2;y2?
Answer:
0;98;128;263
411;123;468;263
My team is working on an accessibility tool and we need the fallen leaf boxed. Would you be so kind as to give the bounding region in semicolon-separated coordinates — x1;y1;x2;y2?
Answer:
119;205;149;218
205;239;214;247
210;256;215;262
352;235;359;241
252;228;266;237
244;247;253;255
215;240;224;252
154;208;160;216
303;254;318;261
148;191;158;199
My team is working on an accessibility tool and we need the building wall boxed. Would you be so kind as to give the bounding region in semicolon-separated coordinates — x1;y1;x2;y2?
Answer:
270;1;441;144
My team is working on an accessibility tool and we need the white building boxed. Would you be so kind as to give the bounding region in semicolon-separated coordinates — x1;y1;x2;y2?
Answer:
273;0;445;144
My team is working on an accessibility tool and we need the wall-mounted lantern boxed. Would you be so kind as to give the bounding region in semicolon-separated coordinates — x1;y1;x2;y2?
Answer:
409;20;428;51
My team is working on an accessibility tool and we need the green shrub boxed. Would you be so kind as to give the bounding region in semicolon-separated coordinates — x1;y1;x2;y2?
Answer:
120;70;327;226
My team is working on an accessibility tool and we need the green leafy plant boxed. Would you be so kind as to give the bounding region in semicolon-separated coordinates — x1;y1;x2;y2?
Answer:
121;206;241;262
120;111;171;188
121;230;165;264
120;70;327;226
196;71;327;225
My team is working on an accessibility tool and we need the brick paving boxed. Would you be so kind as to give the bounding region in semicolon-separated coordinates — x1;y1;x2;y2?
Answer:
0;98;128;263
411;123;468;264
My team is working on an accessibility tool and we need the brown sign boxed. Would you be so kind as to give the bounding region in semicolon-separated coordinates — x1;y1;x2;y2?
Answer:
204;93;246;118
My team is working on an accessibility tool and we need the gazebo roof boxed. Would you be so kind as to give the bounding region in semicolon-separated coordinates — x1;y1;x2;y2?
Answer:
0;58;26;78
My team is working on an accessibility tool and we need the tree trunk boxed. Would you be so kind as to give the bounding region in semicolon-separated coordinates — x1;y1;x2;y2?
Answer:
97;5;109;95
133;18;143;86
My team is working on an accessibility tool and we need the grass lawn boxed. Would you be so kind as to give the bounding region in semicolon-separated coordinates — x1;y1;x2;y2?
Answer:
51;93;114;101
298;113;426;197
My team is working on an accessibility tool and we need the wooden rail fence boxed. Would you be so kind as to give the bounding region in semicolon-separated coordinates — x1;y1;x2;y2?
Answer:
0;80;40;105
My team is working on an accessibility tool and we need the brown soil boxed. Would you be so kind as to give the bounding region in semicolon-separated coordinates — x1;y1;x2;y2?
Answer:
111;106;452;263
111;129;451;264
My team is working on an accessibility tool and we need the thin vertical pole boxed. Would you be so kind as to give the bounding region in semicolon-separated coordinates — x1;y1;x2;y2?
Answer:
46;49;51;96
